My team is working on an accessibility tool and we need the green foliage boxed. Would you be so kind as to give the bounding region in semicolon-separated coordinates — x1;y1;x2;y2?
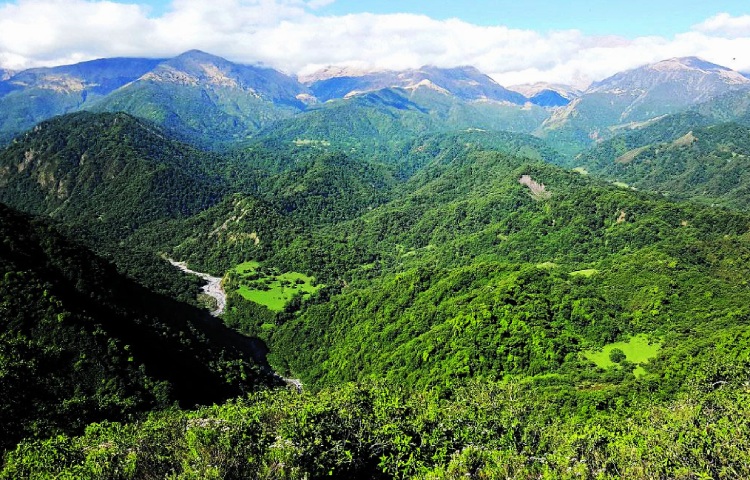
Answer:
586;335;661;371
574;118;750;210
608;348;626;364
229;147;750;398
4;375;750;479
0;111;236;299
229;261;321;312
0;203;276;450
252;88;549;162
91;78;301;148
3;103;750;478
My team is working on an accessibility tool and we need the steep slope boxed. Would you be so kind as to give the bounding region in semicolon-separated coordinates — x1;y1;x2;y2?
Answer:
588;57;749;109
0;111;225;237
691;87;750;123
256;147;750;390
92;50;309;146
0;111;236;300
305;65;527;104
3;145;750;480
0;203;274;449
135;151;398;277
575;121;750;209
0;57;162;143
540;57;750;154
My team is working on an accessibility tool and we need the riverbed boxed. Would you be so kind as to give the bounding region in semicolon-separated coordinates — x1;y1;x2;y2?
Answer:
168;259;226;316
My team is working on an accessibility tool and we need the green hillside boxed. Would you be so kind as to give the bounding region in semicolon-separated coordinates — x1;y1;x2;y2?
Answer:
253;87;550;165
0;111;225;235
0;203;276;450
255;149;750;392
3;85;750;478
0;111;237;300
573;119;750;210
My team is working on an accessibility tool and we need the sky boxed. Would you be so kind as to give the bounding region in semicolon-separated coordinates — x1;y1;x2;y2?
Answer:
1;0;749;87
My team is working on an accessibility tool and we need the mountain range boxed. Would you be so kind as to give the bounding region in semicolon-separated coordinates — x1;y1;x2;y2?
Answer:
3;51;750;152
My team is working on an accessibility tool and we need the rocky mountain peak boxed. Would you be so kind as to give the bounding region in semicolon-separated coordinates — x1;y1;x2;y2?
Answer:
298;65;387;83
589;56;750;94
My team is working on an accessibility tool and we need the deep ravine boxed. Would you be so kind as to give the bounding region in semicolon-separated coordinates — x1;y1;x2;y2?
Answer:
168;258;303;390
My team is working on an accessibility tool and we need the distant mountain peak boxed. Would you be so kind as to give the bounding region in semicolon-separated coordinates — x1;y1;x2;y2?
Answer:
418;64;482;75
403;78;451;95
140;50;270;91
651;56;729;72
508;82;582;99
305;64;526;104
155;50;232;73
589;56;750;94
298;65;386;83
176;49;215;58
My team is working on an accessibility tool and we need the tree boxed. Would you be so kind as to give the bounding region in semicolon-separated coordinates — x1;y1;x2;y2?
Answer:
609;348;627;364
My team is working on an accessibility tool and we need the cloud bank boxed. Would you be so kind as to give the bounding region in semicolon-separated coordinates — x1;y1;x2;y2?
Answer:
1;0;749;87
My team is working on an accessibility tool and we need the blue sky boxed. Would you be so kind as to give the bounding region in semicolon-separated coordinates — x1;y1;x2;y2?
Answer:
314;0;748;37
108;0;750;37
0;0;749;86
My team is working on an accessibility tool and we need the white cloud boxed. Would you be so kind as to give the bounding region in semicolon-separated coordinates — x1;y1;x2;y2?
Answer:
1;1;749;87
0;0;157;67
693;13;750;39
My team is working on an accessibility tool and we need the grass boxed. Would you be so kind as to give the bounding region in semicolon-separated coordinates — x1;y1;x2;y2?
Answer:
585;334;662;377
536;262;559;269
570;268;599;277
232;261;322;312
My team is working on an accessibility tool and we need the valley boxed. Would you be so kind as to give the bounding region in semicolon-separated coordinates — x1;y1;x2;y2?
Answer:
1;49;750;478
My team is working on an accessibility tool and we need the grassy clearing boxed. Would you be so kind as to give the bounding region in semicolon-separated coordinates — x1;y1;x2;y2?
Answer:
293;139;331;147
585;334;662;377
536;262;558;269
570;268;599;277
232;261;322;312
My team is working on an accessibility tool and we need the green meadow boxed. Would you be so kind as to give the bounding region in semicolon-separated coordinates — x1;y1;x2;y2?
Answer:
569;268;599;277
585;334;662;377
232;261;322;312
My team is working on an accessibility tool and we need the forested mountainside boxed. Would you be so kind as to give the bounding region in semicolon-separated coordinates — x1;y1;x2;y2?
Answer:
0;203;277;451
0;57;162;144
0;111;238;300
566;87;750;211
538;57;750;155
2;51;750;479
574;121;750;210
